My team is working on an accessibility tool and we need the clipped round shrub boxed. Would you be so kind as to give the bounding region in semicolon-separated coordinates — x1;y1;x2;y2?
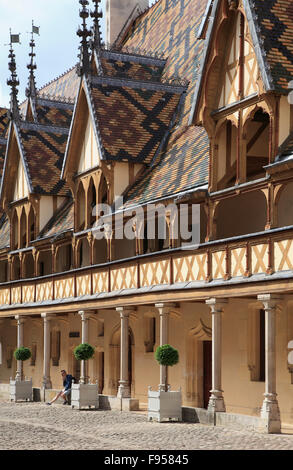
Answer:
74;343;95;361
155;344;179;367
14;347;32;362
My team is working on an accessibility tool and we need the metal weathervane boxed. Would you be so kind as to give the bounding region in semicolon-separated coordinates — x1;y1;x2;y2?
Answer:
26;20;40;98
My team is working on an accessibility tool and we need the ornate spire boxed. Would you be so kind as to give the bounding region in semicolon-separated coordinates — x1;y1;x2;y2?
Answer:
77;0;92;76
6;31;21;121
26;21;40;99
90;0;103;50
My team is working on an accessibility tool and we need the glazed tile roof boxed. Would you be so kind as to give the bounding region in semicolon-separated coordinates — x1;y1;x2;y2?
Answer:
121;126;209;208
0;139;7;184
19;122;70;196
38;199;74;240
0;214;10;251
113;0;210;204
36;99;74;128
38;66;79;101
0;108;9;138
88;77;184;164
122;0;209;129
249;0;293;92
100;50;166;82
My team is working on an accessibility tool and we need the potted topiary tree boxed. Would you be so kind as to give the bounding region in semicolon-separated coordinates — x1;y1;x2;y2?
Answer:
71;343;99;410
148;344;182;422
10;347;33;402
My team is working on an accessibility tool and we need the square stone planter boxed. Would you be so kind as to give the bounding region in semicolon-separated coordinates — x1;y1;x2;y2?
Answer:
148;386;182;422
10;378;33;402
71;383;99;410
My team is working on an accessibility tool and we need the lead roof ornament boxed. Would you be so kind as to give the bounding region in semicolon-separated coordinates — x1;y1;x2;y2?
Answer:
77;0;92;76
91;0;103;50
6;31;21;122
26;21;40;99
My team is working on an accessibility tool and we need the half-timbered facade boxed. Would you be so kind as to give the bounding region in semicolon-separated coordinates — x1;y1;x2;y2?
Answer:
0;0;293;433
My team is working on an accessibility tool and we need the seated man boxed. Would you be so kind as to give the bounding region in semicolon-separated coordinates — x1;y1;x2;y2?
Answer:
46;370;73;405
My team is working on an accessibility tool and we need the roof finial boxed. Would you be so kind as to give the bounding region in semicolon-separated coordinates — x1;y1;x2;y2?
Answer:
90;0;103;50
6;30;21;121
26;21;40;99
77;0;92;76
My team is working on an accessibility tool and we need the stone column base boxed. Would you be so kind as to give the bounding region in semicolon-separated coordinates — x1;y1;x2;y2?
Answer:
117;381;131;399
261;395;281;433
99;395;139;411
208;390;226;413
42;379;52;390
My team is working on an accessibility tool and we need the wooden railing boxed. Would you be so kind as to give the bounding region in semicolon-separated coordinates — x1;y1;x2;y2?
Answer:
1;226;293;308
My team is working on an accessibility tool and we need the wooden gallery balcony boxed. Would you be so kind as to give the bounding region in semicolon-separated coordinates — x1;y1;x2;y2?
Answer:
1;226;293;314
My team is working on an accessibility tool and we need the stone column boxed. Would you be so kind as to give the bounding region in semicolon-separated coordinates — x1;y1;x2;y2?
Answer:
257;294;281;433
78;310;92;384
15;316;25;381
155;303;176;391
41;313;54;389
116;307;132;398
205;298;228;412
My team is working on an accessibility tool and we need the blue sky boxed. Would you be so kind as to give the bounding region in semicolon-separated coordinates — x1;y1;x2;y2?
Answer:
0;0;156;108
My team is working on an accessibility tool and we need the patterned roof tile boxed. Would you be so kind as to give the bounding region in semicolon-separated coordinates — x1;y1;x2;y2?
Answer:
122;0;209;129
100;53;165;82
36;100;74;128
90;81;182;163
19;124;70;196
38;66;79;101
248;0;293;92
0;140;7;184
122;125;209;207
0;108;9;138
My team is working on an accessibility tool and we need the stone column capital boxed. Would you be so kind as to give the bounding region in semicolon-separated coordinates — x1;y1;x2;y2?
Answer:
116;307;136;319
78;310;94;321
155;303;176;316
14;315;26;323
206;298;228;314
41;313;55;321
257;294;282;310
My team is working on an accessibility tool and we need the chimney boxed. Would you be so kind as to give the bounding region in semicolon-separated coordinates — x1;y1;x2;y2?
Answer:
106;0;149;47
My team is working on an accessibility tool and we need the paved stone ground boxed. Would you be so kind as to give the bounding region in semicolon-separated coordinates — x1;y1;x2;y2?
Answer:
1;401;293;450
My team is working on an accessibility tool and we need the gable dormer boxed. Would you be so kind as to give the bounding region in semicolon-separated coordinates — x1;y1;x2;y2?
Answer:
0;123;31;207
192;0;292;192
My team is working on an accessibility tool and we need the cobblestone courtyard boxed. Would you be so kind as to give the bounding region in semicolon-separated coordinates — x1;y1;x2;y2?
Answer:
1;401;293;450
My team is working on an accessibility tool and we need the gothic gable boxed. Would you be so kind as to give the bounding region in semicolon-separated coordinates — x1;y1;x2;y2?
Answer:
0;124;31;209
62;79;103;181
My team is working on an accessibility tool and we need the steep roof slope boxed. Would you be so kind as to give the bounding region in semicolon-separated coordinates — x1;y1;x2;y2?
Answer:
0;108;9;138
118;0;210;205
38;66;79;101
249;0;293;92
122;0;209;128
89;77;184;164
18;122;70;196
